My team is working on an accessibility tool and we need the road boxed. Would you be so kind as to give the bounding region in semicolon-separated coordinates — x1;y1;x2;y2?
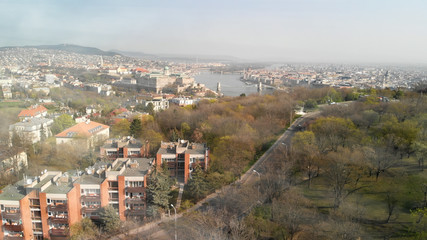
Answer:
110;111;321;240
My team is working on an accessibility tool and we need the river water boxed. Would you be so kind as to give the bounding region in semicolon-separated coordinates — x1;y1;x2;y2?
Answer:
194;71;260;97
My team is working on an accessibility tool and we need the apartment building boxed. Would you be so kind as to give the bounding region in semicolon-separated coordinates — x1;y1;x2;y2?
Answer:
156;140;209;183
9;118;53;144
100;137;150;159
0;171;80;240
0;158;153;240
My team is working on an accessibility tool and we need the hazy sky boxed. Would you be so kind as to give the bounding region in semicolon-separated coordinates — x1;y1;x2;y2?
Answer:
1;0;426;63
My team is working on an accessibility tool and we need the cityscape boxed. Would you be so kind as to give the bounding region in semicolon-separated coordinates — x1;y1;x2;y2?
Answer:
0;1;426;240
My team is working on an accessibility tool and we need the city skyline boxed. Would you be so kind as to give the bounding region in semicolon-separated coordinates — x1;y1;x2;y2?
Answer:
1;0;426;64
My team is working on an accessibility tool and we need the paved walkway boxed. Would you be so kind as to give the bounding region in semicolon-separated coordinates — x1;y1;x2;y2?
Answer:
175;183;185;209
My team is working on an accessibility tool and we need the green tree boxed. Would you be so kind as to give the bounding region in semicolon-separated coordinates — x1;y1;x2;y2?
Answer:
147;166;174;209
129;118;142;138
144;102;155;115
187;164;210;202
409;207;427;239
181;122;191;140
413;141;427;171
304;99;318;109
51;114;75;134
98;206;121;233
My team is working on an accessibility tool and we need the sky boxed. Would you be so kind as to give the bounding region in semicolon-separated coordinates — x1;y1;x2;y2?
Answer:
0;0;426;64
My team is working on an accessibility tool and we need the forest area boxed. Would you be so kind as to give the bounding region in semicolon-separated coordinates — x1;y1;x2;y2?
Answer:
152;88;427;240
3;83;427;239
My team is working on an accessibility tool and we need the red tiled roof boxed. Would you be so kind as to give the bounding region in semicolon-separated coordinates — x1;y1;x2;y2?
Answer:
135;68;149;73
18;105;47;117
112;107;128;115
55;121;109;138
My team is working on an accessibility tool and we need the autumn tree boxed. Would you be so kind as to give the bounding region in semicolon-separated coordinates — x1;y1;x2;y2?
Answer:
311;117;359;153
111;119;130;137
292;131;320;188
70;217;100;240
211;135;256;176
322;148;363;209
362;146;399;181
271;188;315;240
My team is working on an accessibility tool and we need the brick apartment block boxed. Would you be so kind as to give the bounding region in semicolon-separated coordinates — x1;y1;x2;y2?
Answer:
0;158;152;240
156;140;209;183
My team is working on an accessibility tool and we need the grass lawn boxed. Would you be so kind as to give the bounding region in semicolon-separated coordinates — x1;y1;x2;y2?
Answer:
0;106;24;134
298;156;426;239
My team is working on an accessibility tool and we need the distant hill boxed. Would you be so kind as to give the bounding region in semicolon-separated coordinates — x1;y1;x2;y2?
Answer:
0;44;120;56
113;49;241;63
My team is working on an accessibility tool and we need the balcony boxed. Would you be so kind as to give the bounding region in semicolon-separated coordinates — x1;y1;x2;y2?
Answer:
3;224;23;232
81;195;101;202
5;235;24;240
48;203;68;212
1;212;21;221
31;214;42;220
32;228;43;233
81;206;100;214
125;209;145;216
125;197;145;204
49;228;69;240
126;186;145;193
30;203;40;209
49;216;68;224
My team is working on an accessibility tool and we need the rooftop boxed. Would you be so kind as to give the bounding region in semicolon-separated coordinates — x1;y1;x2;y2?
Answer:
102;137;143;149
0;181;26;201
9;117;53;129
74;174;105;185
18;104;47;117
122;158;153;177
56;120;109;138
157;140;207;155
43;182;74;194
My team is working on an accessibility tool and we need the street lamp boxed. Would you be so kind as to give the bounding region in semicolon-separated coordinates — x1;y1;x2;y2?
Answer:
253;170;261;200
253;169;261;178
171;204;177;240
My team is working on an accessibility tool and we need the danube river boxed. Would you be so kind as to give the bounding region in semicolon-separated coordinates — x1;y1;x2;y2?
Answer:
194;71;260;97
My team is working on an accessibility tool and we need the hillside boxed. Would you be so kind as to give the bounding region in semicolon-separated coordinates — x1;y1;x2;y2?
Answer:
0;44;120;56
